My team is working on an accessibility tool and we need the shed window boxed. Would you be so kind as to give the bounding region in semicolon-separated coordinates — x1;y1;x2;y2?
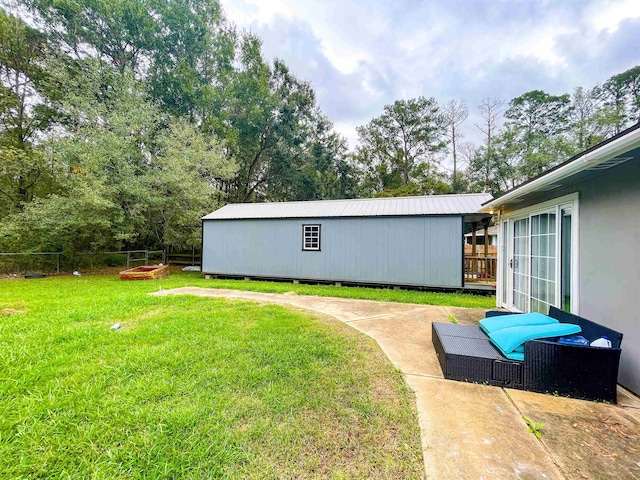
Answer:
302;224;321;251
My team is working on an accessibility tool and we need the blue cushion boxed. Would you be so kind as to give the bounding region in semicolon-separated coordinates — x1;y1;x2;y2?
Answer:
480;312;558;335
490;323;582;354
503;350;524;361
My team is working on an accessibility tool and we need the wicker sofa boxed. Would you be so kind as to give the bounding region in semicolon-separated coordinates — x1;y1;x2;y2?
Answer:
432;306;623;402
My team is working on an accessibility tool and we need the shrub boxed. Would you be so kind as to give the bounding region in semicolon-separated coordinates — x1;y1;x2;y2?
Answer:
104;254;126;267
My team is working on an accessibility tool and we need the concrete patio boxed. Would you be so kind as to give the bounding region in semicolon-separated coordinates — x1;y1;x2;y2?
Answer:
152;287;640;479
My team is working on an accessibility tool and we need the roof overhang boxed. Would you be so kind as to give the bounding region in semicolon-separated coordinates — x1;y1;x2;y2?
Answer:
481;123;640;213
463;213;493;223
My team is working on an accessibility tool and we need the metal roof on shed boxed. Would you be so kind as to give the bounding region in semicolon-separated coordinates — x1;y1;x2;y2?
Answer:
202;193;493;220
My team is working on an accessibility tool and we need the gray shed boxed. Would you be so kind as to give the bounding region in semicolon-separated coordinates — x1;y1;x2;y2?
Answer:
202;193;492;289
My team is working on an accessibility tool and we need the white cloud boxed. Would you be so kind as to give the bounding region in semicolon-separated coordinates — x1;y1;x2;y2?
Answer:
220;0;640;150
221;0;292;25
221;0;374;73
589;0;640;32
334;121;359;148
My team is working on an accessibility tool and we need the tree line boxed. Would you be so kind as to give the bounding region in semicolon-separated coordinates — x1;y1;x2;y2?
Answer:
1;0;638;254
0;0;357;254
355;70;640;198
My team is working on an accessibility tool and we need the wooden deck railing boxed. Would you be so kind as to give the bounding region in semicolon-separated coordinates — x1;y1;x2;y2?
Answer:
464;256;497;283
464;245;497;256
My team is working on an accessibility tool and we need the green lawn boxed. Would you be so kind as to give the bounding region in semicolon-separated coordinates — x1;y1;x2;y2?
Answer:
146;270;496;309
0;274;425;479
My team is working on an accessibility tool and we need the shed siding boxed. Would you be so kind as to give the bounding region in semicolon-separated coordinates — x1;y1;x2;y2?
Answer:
203;216;463;288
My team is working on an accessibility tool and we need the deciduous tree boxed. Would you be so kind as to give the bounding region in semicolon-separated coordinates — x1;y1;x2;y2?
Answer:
0;60;235;253
600;65;640;132
443;99;469;192
0;10;58;214
475;97;505;191
354;96;446;195
504;90;573;180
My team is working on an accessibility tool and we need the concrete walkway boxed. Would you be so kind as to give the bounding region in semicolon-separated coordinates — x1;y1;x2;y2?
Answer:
151;287;640;479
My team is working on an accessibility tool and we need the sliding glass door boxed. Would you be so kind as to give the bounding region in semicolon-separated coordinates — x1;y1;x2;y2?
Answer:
529;212;556;314
504;195;578;314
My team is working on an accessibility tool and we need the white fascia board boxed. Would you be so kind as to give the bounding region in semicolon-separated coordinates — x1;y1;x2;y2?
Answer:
481;127;640;212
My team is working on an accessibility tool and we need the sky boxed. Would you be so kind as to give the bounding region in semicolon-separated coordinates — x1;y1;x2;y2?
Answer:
219;0;640;153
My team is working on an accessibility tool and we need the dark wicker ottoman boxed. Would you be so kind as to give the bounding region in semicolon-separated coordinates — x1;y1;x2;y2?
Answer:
432;323;524;388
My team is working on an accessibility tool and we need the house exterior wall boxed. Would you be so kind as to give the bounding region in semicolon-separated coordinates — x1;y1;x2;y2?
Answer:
577;160;640;394
202;215;463;288
498;159;640;394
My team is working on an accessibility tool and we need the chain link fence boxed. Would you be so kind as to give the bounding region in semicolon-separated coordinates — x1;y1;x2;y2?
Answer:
0;250;166;275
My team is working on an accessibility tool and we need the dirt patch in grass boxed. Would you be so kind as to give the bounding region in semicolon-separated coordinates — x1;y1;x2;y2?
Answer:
0;302;27;315
104;307;168;331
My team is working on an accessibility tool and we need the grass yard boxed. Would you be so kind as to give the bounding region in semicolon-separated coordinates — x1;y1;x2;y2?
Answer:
144;270;496;309
0;274;425;479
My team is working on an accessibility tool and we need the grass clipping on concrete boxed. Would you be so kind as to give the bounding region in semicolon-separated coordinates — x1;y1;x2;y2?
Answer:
0;275;424;479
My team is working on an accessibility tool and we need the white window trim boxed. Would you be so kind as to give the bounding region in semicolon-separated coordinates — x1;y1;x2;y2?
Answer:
498;192;579;315
512;217;532;313
498;220;509;308
302;224;321;251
